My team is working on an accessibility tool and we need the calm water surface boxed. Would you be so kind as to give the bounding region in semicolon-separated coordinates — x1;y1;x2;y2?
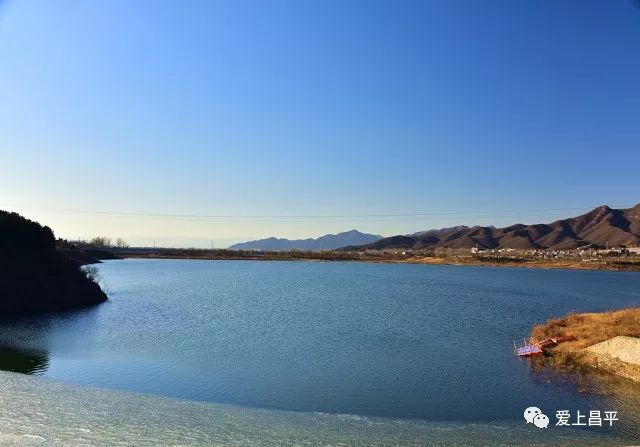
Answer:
0;259;639;444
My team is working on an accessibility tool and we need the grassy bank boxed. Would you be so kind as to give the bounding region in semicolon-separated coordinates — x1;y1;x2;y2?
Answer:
531;308;640;382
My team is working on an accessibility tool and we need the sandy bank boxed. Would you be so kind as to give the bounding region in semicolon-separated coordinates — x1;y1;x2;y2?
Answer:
586;336;640;383
589;336;640;366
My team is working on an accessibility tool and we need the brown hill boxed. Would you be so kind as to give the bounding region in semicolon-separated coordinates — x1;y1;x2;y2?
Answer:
350;204;640;251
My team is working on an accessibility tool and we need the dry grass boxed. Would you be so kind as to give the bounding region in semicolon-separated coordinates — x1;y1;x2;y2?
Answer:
531;308;640;378
532;308;640;349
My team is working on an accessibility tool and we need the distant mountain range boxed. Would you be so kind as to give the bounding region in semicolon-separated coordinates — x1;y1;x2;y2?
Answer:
348;204;640;251
229;230;383;251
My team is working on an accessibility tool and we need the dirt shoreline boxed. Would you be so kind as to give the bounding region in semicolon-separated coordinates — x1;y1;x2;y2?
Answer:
119;253;640;272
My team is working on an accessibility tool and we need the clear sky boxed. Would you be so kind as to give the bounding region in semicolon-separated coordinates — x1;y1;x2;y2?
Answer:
1;0;639;247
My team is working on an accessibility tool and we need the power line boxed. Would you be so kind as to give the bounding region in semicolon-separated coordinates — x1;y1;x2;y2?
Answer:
2;204;635;223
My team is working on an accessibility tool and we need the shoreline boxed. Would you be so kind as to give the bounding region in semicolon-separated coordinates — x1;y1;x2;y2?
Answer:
531;309;640;383
117;252;640;272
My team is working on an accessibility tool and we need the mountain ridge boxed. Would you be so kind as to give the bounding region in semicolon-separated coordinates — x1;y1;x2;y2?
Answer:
348;204;640;251
229;230;383;251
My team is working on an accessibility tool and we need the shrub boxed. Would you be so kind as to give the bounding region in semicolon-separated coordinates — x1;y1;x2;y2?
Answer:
82;265;100;283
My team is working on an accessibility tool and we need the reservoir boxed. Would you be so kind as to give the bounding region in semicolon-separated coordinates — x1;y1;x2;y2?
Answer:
0;259;638;445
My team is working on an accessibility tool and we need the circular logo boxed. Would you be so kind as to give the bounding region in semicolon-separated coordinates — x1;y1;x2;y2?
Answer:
524;406;542;424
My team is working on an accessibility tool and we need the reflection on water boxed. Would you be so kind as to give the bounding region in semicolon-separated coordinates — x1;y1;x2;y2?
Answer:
0;314;52;375
0;345;48;375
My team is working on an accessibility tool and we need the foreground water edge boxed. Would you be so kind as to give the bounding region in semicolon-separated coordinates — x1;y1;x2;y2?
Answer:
0;371;631;446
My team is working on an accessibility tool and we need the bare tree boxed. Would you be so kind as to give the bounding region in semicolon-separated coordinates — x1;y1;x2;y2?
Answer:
116;238;130;248
89;236;112;248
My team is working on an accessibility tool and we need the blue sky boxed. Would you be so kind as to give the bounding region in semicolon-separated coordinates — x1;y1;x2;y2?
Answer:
1;0;639;247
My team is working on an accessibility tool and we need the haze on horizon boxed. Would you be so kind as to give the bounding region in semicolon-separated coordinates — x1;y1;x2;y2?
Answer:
1;0;639;248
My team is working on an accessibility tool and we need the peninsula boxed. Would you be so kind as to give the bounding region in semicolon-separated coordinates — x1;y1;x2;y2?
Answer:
531;308;640;383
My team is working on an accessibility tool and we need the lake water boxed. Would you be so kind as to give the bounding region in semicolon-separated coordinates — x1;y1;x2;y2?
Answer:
0;259;639;445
